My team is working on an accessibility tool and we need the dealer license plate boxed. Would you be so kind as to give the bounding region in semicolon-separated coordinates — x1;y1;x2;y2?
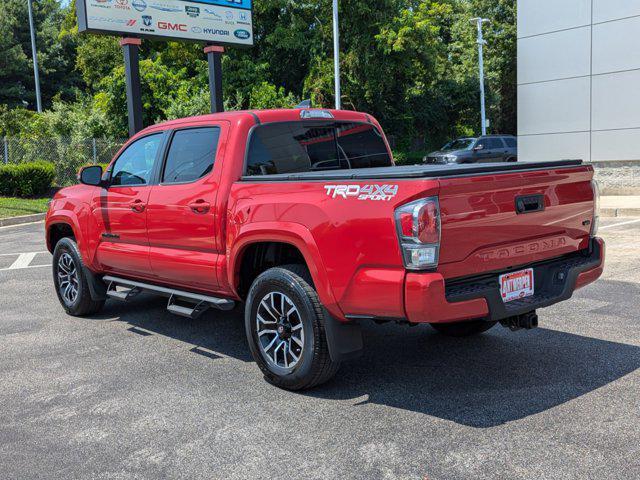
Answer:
499;268;534;303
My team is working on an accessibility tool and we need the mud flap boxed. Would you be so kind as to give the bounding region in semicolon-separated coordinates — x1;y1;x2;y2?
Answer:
322;309;363;362
84;267;107;301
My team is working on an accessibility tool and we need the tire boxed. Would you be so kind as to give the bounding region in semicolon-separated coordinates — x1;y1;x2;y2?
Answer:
245;264;340;390
430;319;497;337
52;237;105;316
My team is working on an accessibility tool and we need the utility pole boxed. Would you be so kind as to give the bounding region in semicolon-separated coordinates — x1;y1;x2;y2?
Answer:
332;0;341;109
471;17;490;135
27;0;42;113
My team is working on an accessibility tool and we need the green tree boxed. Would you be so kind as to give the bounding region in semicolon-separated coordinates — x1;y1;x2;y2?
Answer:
1;0;518;150
0;0;81;109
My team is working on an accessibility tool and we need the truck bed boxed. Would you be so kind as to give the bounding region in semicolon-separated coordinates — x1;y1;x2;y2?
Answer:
240;160;583;181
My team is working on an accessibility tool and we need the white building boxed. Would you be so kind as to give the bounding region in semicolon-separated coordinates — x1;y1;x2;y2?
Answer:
518;1;640;163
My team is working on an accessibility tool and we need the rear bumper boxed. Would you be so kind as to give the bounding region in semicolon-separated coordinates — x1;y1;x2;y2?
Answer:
405;237;605;324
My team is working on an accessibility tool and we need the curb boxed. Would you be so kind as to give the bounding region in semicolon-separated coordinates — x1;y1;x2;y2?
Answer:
0;213;46;227
601;208;640;218
601;187;640;196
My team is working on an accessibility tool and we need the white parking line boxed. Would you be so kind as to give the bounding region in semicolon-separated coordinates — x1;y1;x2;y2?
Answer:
0;251;51;272
0;220;44;230
0;251;48;256
600;218;640;230
8;252;38;270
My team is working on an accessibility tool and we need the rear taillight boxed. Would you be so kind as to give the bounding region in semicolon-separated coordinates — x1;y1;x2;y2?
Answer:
591;179;600;237
395;197;441;270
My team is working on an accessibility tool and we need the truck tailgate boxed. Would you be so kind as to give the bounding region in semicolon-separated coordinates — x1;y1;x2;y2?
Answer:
437;165;595;279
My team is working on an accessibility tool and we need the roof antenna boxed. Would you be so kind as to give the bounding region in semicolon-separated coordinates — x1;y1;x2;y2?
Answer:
295;99;312;109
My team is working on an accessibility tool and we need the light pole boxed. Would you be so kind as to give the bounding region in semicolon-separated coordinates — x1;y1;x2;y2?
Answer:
471;17;490;135
332;0;341;109
27;0;42;113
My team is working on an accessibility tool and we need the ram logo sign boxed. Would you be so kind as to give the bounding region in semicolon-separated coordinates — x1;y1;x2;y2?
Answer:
78;0;253;45
324;184;399;201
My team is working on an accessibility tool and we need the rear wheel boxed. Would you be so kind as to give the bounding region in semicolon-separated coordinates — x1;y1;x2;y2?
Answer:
245;264;340;390
430;319;497;337
52;237;105;316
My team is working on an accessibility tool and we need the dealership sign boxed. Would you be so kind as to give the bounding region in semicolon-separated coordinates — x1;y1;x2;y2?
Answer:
77;0;253;46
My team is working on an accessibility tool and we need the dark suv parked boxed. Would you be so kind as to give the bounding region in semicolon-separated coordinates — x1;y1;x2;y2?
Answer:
424;135;517;164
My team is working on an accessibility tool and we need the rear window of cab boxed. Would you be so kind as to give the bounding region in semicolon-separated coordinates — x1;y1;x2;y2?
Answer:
245;121;392;176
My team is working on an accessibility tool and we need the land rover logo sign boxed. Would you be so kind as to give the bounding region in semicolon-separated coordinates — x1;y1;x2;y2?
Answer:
78;0;254;45
234;29;250;39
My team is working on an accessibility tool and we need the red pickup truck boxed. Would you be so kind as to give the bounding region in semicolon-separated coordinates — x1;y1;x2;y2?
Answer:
46;108;604;390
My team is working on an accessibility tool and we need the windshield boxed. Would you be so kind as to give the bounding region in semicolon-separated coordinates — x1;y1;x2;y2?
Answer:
441;138;476;151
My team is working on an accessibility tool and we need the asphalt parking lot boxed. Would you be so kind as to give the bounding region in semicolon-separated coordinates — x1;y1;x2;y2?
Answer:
1;219;639;479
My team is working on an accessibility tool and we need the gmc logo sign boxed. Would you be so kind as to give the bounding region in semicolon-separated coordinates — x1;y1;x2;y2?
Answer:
157;22;187;31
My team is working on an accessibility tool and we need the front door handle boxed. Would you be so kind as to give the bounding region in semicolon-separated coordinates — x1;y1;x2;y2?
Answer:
129;200;146;212
189;200;211;214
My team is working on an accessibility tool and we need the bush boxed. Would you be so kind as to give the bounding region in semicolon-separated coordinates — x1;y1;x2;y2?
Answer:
393;151;427;166
0;162;56;197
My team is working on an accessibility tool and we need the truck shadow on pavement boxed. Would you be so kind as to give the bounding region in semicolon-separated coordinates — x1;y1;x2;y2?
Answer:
313;323;640;427
90;280;640;429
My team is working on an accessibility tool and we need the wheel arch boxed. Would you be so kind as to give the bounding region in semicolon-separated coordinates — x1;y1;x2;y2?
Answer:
228;222;343;319
46;219;79;254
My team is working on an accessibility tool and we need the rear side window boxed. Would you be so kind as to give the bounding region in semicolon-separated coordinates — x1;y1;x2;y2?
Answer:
504;137;517;148
162;127;220;184
246;121;392;176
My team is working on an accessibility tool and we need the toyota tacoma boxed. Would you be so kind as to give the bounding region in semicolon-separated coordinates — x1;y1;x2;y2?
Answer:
46;108;604;390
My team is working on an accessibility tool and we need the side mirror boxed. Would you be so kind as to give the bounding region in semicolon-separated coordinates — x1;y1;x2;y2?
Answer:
79;165;104;186
473;144;484;152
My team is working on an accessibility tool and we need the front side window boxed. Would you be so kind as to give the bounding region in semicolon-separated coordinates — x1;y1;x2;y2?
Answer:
246;121;392;176
110;134;162;186
162;127;220;184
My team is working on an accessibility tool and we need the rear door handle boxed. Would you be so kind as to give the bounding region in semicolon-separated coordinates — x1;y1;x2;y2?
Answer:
129;200;146;212
189;200;210;214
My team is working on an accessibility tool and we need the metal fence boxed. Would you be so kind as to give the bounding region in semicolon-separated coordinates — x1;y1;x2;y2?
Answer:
2;137;127;186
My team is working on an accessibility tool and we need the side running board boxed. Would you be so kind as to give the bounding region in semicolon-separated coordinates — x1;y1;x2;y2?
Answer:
103;275;235;319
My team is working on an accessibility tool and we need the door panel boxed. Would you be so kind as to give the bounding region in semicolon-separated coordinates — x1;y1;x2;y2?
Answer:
91;133;164;277
475;138;504;162
147;125;226;291
93;186;154;275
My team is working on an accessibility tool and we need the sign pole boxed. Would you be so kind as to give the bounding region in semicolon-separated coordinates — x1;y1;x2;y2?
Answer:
205;45;224;113
119;37;143;137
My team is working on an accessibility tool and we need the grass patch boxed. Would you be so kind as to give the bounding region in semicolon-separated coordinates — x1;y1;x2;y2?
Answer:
0;197;50;219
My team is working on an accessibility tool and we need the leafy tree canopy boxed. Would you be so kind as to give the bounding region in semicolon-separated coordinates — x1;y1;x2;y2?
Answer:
0;0;516;151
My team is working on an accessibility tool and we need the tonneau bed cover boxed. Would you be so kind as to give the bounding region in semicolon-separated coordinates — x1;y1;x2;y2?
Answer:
240;160;583;182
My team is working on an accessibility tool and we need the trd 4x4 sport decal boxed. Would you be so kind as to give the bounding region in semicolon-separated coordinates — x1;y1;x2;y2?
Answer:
324;184;398;201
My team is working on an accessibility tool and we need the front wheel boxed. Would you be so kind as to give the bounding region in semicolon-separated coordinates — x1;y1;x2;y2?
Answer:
52;237;105;316
245;265;340;390
430;319;497;337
